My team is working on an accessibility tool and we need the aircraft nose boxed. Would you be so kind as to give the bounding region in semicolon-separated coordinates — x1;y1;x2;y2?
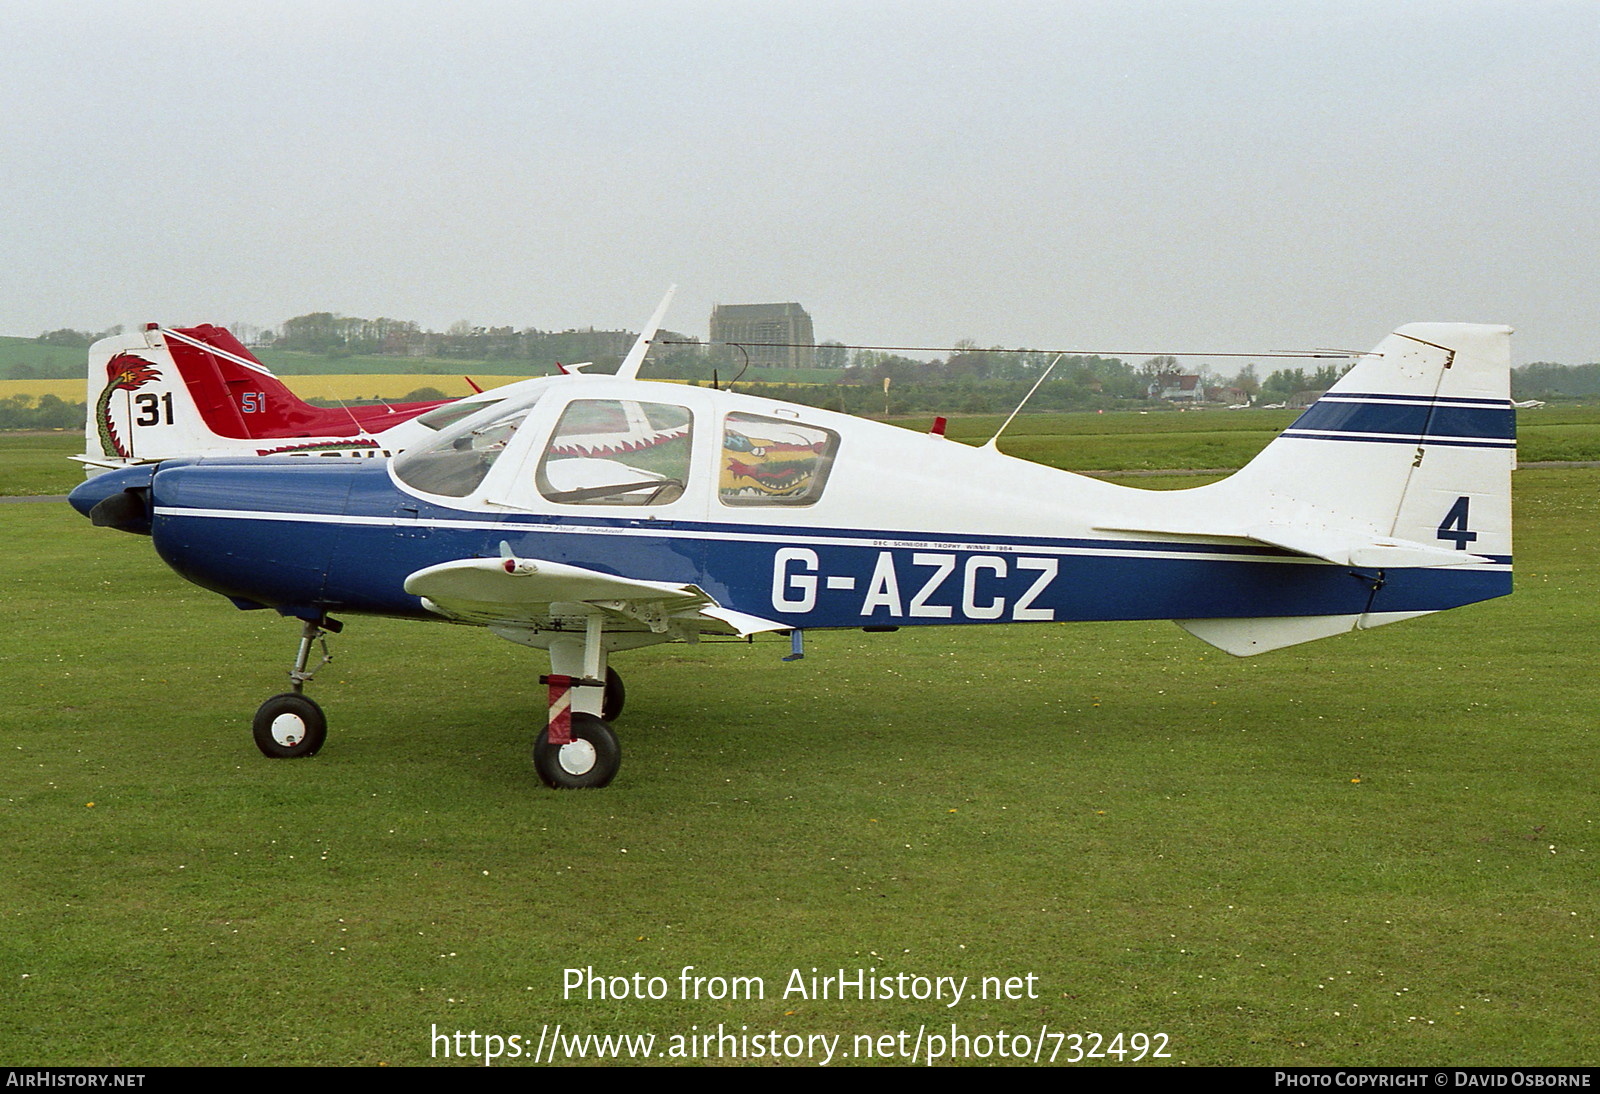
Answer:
68;465;157;533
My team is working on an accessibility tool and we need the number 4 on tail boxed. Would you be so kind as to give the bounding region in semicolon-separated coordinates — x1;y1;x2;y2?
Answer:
1437;496;1478;550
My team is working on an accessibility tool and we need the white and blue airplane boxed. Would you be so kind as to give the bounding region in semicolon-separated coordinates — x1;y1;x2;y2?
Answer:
69;300;1515;789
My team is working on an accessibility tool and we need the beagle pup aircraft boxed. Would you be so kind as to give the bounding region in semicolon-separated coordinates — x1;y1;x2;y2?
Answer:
69;298;1514;789
79;323;524;474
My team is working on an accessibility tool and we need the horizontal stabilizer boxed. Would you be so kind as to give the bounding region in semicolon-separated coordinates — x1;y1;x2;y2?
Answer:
1094;520;1491;569
1246;524;1492;569
1177;610;1438;656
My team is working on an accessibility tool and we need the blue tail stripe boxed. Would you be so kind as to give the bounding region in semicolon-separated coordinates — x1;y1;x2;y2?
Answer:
1291;398;1514;440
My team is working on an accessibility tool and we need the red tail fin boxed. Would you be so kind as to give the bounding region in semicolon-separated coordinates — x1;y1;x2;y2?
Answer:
166;326;446;439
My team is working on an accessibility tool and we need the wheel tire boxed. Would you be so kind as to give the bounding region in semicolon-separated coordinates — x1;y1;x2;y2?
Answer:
533;713;620;789
602;666;626;722
252;693;327;758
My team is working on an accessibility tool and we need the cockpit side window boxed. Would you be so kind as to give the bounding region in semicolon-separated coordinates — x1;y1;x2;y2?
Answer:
392;402;534;497
536;399;693;506
719;413;838;506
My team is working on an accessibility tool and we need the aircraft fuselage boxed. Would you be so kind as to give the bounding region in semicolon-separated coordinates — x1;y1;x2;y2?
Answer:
120;456;1506;632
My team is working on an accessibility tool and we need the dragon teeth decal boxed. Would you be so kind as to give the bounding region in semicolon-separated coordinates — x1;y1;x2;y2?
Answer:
255;438;383;456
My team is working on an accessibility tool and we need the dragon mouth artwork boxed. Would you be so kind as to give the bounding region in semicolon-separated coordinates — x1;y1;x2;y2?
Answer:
547;425;689;459
722;454;817;496
720;428;829;500
255;439;382;456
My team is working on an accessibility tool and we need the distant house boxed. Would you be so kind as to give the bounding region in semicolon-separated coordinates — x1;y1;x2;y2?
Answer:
1151;374;1204;402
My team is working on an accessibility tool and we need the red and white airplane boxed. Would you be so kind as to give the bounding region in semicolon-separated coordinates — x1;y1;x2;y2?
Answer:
78;322;523;473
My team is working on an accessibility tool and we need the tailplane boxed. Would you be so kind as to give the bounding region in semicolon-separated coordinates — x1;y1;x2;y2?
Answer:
1114;323;1515;654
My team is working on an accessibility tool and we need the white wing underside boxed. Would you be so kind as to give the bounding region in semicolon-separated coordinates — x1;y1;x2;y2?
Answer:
403;554;788;639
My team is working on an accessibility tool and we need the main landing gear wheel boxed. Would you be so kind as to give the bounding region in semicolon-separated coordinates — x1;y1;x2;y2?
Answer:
252;693;327;758
533;713;621;789
602;666;626;723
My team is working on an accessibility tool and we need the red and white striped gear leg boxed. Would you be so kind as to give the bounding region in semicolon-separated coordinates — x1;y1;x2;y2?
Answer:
545;674;573;745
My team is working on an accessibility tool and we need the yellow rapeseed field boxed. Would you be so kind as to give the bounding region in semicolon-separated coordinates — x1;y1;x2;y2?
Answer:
0;374;536;404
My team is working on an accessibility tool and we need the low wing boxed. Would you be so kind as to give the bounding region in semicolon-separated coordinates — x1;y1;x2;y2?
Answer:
402;551;788;639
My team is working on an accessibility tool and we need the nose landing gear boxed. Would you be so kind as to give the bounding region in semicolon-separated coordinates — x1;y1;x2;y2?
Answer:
251;616;339;759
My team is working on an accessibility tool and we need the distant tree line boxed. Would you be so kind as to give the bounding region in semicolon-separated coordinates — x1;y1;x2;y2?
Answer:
1512;363;1600;400
34;326;124;348
4;326;128;380
8;315;1598;407
275;311;646;371
0;394;82;430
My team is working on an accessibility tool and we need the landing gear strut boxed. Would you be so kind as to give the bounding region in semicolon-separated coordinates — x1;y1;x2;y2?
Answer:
534;614;624;788
252;616;339;758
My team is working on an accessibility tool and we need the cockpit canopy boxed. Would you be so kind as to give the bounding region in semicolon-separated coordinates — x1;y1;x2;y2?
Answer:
392;380;840;508
391;384;550;498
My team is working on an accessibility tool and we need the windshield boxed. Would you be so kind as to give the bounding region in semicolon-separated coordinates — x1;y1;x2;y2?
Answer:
413;397;504;431
392;389;546;497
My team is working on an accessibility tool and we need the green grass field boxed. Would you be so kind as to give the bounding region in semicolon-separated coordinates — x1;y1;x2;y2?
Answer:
1;407;1596;1065
0;433;85;495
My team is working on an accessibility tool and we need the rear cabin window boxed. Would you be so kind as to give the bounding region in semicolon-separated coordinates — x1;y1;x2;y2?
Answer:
719;413;838;506
536;399;693;506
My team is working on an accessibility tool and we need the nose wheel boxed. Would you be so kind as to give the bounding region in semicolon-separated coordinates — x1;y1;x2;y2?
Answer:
253;616;339;759
252;693;327;757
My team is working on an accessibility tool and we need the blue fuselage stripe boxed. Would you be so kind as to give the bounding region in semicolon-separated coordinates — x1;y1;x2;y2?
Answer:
147;463;1512;629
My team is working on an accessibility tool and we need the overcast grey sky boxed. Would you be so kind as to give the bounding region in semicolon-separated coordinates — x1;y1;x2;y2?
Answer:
3;0;1596;364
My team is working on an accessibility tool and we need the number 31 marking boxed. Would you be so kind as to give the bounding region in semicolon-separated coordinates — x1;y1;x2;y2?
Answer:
134;392;173;427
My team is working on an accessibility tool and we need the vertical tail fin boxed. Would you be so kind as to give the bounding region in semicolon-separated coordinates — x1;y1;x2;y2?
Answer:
81;324;453;472
84;326;231;468
159;324;306;439
1227;322;1513;552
